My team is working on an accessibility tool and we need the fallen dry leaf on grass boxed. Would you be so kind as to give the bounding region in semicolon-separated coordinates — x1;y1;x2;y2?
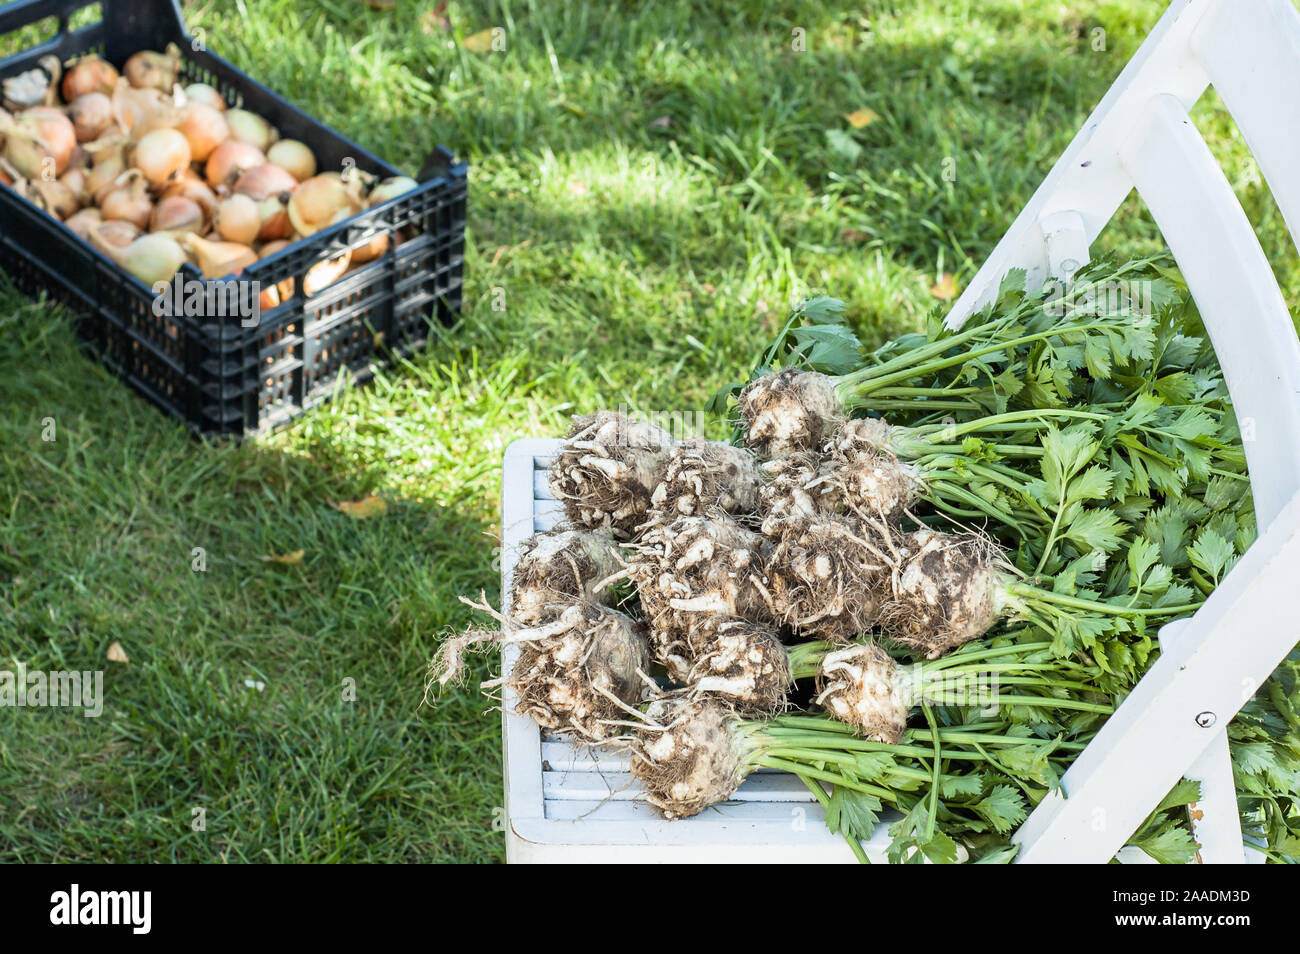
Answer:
331;496;388;519
261;550;305;565
930;273;959;301
462;28;497;53
844;107;880;129
107;642;129;663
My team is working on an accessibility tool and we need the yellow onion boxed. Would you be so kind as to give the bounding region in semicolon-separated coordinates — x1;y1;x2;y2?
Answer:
266;139;315;181
89;228;185;285
287;173;360;237
23;177;79;219
350;231;388;264
150;194;204;234
233;163;297;200
256;239;295;303
205;139;264;188
160;170;218;219
58;166;89;204
224;108;277;151
95;218;141;247
213;193;259;244
68;92;113;142
99;170;153;228
133;127;191;185
62;55;119;101
2;106;77;178
124;45;182;92
85;149;126;204
368;175;418;206
184;83;226;111
176;101;227;161
110;78;167;134
255;195;291;241
303;249;352;296
182;234;257;278
63;206;102;239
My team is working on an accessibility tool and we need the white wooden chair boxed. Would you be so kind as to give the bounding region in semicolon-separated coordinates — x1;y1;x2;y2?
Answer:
497;0;1300;863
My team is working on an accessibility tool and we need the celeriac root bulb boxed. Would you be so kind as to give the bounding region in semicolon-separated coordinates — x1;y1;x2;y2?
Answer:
822;418;920;522
632;697;750;818
684;618;790;714
509;526;624;625
767;515;888;641
649;438;761;521
628;513;775;665
878;528;1006;658
813;641;911;743
549;411;676;538
435;597;652;743
737;368;846;457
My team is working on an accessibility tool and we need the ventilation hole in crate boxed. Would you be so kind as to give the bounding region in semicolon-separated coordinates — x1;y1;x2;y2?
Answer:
0;16;58;57
68;3;103;31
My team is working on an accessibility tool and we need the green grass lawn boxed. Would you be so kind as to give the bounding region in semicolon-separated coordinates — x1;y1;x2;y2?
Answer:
2;0;1297;862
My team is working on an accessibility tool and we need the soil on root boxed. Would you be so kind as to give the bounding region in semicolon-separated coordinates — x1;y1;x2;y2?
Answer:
684;618;791;715
632;697;749;819
509;526;624;625
814;641;911;742
767;515;890;642
628;513;777;659
822;420;920;523
879;528;1003;658
506;602;654;742
549;411;675;539
649;439;762;523
737;369;846;458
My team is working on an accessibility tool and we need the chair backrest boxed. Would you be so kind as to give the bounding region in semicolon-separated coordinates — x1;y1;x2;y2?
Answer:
955;0;1300;863
945;0;1300;528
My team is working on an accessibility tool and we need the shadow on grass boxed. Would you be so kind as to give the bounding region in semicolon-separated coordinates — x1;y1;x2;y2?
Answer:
0;300;506;862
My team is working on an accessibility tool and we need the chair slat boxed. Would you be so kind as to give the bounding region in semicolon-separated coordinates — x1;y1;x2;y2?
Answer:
1123;93;1300;526
1192;0;1300;256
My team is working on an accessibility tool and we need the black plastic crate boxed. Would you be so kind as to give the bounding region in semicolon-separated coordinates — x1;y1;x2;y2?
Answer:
0;0;467;436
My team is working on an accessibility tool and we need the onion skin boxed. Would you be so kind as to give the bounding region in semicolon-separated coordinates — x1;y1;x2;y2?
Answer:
233;163;297;200
133;127;191;185
287;173;360;237
59;166;89;204
212;193;260;245
303;249;351;296
99;170;153;229
150;195;204;234
110;78;167;134
5;107;77;178
256;194;292;241
160;170;218;220
124;45;182;92
68;92;114;142
224;108;277;151
184;83;226;111
183;234;258;278
95;219;141;247
176;102;228;162
89;228;186;286
350;232;389;264
24;178;79;219
85;151;125;204
63;55;120;101
205;139;265;188
63;207;102;239
266;139;316;181
368;176;418;206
